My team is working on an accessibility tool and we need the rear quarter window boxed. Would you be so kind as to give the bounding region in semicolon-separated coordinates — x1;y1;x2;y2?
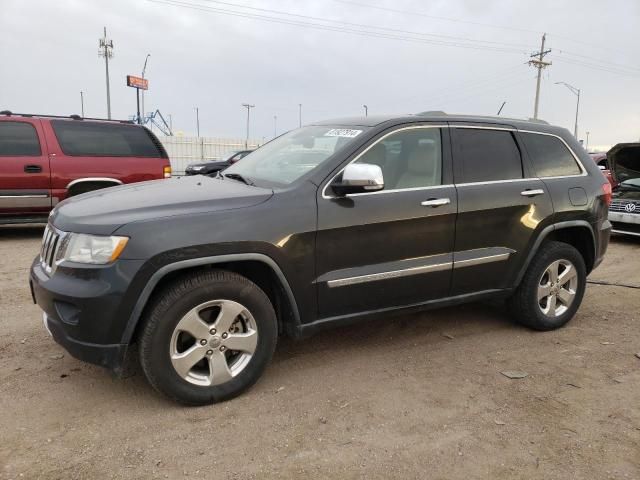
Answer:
521;132;581;177
51;120;165;157
455;128;523;183
0;121;41;156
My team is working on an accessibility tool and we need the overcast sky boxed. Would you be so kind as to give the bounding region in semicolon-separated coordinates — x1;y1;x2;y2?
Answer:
1;0;639;149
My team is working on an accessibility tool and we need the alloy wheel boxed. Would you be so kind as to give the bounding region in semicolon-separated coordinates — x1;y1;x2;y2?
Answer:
537;259;578;318
169;299;258;386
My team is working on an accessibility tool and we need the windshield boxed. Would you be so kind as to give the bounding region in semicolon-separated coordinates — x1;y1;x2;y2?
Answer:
223;126;368;187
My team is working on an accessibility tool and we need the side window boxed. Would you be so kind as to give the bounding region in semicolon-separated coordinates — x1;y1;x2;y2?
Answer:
51;120;164;157
521;132;582;177
355;128;442;189
455;129;522;183
0;122;41;156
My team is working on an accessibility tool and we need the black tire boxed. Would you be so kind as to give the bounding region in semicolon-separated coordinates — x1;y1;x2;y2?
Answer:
507;241;587;331
138;269;277;405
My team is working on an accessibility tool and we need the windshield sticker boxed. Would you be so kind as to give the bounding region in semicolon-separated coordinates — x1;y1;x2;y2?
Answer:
324;129;363;138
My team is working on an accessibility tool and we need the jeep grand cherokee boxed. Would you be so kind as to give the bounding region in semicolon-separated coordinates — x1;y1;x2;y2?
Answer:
30;114;612;405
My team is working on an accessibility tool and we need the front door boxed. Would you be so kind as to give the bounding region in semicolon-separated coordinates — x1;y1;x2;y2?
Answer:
449;125;554;295
0;119;51;218
315;125;457;320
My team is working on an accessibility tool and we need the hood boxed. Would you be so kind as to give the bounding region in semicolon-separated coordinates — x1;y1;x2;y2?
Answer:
50;176;273;235
608;143;640;184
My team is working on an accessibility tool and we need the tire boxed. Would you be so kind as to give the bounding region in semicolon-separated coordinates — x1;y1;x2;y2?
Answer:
507;241;586;331
138;269;277;405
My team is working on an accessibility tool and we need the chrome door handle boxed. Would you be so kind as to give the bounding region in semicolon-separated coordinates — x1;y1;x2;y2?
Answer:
520;189;545;197
421;198;450;207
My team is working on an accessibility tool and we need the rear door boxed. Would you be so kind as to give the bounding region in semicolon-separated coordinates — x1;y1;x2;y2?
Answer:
450;125;554;295
0;118;51;218
315;125;457;319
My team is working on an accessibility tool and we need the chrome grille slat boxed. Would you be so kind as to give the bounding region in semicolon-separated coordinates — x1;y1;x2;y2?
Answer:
609;200;640;214
40;225;61;274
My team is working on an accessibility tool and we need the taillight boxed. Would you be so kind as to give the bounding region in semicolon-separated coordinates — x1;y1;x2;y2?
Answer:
163;165;172;178
601;182;612;206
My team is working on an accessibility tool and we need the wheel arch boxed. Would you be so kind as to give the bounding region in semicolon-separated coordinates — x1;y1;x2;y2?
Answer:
515;220;596;286
121;254;301;346
66;177;123;196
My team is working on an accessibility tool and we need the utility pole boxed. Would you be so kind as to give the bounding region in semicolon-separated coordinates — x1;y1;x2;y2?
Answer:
555;81;580;138
363;105;368;117
80;91;85;117
194;107;200;137
298;103;302;127
273;115;277;137
98;27;114;119
529;33;551;120
141;54;150;123
242;103;255;149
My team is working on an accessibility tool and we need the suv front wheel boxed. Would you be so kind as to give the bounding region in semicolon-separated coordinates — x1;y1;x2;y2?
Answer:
508;241;587;331
139;269;278;405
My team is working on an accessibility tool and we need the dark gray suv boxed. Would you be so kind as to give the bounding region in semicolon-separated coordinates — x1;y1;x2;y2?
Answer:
30;114;612;405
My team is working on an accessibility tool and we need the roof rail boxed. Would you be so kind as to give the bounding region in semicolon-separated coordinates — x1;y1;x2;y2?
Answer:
0;111;133;123
416;110;550;125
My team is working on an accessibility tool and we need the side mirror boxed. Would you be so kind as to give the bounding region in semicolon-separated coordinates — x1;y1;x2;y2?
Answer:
331;163;384;196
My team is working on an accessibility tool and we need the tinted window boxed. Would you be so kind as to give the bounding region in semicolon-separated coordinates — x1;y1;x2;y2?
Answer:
51;121;164;157
355;128;442;189
455;129;522;183
521;132;581;177
0;122;41;156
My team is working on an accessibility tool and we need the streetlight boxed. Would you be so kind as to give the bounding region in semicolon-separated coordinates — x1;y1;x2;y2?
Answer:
141;54;150;122
80;91;85;117
273;115;277;138
585;131;590;151
194;107;200;137
363;104;368;117
242;103;255;149
555;81;580;139
298;103;302;127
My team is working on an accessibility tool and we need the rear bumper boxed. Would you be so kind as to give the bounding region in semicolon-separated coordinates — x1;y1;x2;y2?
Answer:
593;219;612;270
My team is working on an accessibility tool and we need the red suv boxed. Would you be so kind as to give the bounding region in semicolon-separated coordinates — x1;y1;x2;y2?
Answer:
0;112;171;224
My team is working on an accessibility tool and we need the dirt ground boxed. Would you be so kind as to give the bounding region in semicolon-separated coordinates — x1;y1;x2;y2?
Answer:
0;225;639;480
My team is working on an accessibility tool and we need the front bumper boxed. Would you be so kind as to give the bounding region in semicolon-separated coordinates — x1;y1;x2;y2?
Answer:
30;256;145;373
608;211;640;237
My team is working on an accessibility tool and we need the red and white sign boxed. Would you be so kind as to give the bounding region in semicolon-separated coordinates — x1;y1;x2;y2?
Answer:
126;75;149;90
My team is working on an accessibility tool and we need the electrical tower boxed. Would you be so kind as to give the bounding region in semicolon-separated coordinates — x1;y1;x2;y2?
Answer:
98;27;114;119
529;33;551;120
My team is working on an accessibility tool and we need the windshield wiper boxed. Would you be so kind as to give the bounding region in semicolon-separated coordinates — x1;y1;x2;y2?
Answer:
224;172;255;186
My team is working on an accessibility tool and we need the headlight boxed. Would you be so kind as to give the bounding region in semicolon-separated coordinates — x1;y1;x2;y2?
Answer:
58;233;129;265
191;166;203;171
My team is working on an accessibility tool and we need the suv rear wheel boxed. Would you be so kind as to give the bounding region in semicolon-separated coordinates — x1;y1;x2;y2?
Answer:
139;269;277;405
508;241;587;331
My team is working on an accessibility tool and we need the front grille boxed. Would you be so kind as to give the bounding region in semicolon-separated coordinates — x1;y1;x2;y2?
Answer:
609;199;640;214
40;225;62;273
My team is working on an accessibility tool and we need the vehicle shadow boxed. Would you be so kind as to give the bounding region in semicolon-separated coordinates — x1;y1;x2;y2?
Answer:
0;224;45;240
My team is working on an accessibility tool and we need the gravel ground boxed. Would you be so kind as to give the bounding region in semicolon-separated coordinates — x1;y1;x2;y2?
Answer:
1;225;639;480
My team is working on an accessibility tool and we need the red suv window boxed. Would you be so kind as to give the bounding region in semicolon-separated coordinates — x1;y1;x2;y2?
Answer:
51;120;165;157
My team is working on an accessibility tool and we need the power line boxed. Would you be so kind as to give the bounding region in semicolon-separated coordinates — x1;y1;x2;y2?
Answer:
333;0;639;60
331;0;542;35
194;0;538;50
146;0;531;54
